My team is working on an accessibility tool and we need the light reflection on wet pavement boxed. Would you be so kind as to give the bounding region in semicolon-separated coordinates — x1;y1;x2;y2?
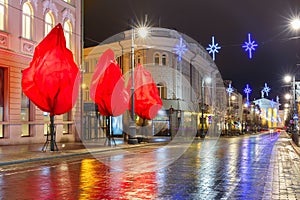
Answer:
1;132;300;199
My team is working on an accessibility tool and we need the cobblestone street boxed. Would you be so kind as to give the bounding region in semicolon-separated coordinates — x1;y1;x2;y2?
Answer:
1;132;300;199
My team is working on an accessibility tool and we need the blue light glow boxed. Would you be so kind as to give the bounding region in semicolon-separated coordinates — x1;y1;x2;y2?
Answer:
206;36;221;61
226;83;234;95
244;84;252;101
174;37;187;61
270;99;275;108
262;83;271;97
242;33;258;59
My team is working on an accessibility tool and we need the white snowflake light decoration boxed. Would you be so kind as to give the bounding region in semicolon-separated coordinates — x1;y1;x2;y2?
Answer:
242;33;258;59
262;83;271;97
226;83;234;96
206;36;221;61
174;37;187;61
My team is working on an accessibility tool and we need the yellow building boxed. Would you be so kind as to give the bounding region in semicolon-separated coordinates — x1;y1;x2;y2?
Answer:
253;98;281;129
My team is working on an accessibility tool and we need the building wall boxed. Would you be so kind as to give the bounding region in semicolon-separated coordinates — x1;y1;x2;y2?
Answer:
0;0;82;145
83;27;227;136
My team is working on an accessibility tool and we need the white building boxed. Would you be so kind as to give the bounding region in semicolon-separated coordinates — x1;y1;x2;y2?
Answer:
0;0;82;145
83;27;227;139
253;98;281;129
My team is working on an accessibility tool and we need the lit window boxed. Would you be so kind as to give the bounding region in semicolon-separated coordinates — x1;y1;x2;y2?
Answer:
22;2;33;40
21;92;30;136
157;83;166;99
0;0;5;30
162;54;167;65
84;61;89;73
84;89;90;101
137;54;142;64
64;0;71;3
154;53;160;65
44;12;54;36
63;20;72;49
94;58;98;66
63;112;70;134
0;68;4;137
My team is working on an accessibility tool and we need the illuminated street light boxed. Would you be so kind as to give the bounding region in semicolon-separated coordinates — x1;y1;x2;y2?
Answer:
284;74;298;143
285;93;291;100
284;75;292;83
284;103;290;108
129;22;149;143
291;18;300;30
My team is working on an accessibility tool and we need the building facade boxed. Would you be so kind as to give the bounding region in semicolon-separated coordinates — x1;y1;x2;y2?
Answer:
83;27;227;139
0;0;82;145
253;98;281;129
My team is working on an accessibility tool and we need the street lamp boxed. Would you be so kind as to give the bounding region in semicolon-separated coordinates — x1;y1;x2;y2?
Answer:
291;18;300;31
284;74;298;144
129;23;149;143
200;76;211;138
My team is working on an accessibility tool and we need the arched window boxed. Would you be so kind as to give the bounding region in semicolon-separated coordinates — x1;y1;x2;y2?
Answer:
137;53;142;64
22;2;33;39
44;11;54;36
0;0;6;31
63;20;72;49
162;53;167;66
157;83;166;99
154;53;160;65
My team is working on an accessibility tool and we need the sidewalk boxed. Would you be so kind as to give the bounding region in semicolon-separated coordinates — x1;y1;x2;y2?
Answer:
287;131;300;156
0;137;169;166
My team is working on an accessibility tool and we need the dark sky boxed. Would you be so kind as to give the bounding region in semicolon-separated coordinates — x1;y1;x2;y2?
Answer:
84;0;300;101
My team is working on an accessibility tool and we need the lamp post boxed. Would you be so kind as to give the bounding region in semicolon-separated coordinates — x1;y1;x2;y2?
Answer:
284;75;298;144
128;24;149;143
200;76;211;138
226;82;234;135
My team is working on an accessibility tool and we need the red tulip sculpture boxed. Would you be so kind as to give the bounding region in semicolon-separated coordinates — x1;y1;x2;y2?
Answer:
22;23;81;151
127;64;163;120
90;49;129;145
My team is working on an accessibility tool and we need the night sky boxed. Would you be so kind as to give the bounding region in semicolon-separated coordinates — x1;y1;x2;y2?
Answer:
84;0;300;102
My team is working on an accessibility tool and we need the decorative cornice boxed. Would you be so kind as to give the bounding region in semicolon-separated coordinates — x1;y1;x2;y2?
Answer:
20;0;38;10
62;8;75;25
42;0;58;18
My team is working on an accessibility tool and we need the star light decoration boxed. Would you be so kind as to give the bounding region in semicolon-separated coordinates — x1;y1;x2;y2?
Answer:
226;83;234;96
174;37;187;61
206;36;221;61
242;33;258;59
244;84;252;106
262;83;271;97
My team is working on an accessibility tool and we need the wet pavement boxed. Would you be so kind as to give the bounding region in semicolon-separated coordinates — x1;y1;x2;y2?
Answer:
0;132;300;199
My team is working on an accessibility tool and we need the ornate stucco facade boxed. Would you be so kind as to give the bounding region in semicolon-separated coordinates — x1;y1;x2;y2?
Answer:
0;0;82;145
83;27;227;138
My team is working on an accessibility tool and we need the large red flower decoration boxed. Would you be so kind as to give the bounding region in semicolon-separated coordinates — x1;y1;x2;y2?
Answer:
22;23;80;116
128;64;163;120
90;49;129;116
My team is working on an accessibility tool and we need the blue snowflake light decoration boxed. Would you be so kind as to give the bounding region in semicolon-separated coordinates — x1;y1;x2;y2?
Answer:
226;83;234;96
242;33;258;59
243;84;252;100
243;84;252;107
206;36;221;61
174;37;187;61
263;83;271;97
